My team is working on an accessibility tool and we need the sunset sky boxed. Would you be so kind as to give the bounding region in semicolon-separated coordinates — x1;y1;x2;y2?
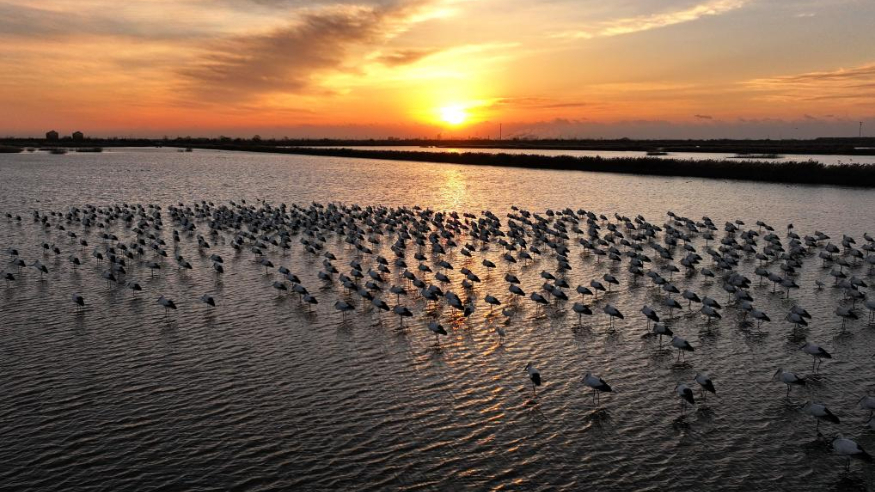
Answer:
2;0;874;139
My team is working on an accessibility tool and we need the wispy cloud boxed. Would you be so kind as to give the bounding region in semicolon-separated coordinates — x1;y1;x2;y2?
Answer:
374;48;441;66
492;97;592;110
746;62;875;104
554;0;749;39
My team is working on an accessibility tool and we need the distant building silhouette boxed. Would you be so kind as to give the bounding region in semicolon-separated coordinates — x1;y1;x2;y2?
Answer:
46;130;59;141
72;131;84;141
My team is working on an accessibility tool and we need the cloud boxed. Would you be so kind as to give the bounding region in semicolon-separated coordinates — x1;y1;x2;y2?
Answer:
746;62;875;104
179;1;438;100
374;48;440;66
0;2;220;41
492;97;591;110
554;0;749;39
694;114;713;119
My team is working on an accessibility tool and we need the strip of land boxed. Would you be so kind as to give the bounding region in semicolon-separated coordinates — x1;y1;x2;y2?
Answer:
2;137;875;156
202;144;875;187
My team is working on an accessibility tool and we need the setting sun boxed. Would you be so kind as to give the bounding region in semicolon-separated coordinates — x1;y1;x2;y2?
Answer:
439;105;468;126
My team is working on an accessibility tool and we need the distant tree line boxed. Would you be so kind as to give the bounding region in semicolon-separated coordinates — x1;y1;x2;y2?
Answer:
1;135;874;156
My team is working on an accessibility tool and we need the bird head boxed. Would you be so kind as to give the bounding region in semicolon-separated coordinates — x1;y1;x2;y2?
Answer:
772;368;783;380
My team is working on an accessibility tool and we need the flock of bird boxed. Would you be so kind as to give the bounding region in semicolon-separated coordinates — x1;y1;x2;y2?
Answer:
3;200;875;472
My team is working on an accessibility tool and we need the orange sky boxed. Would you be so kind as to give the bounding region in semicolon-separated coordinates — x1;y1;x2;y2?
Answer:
2;0;874;138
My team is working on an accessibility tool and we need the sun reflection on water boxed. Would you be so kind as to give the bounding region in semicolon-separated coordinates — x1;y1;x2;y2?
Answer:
439;168;468;210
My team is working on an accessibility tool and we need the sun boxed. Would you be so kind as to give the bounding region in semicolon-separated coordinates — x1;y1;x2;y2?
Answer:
439;105;468;126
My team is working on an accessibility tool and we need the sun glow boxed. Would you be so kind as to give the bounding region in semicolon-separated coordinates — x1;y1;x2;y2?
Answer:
439;105;469;126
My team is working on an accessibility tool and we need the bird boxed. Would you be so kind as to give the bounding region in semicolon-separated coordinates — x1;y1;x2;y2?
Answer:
125;281;142;297
859;395;875;419
652;322;673;347
302;294;318;311
641;305;660;328
773;369;806;396
671;335;694;362
484;295;501;309
801;402;840;433
393;305;413;327
835;306;858;330
72;293;85;311
676;383;695;413
427;321;447;343
157;296;177;314
525;362;542;396
832;435;873;471
603;304;623;330
272;281;288;295
200;294;216;307
583;373;612;404
494;326;506;341
694;373;716;402
334;300;354;319
572;302;592;324
800;342;832;372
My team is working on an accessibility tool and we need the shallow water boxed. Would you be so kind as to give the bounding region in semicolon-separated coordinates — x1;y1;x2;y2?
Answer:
1;148;875;491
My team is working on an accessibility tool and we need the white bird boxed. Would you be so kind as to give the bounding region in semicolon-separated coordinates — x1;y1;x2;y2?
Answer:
652;322;673;347
427;321;447;343
334;300;354;319
494;326;506;341
832;435;873;471
583;373;612;404
694;373;716;402
835;306;858;330
603;304;623;330
484;295;501;308
157;296;177;314
800;342;832;372
302;294;318;311
671;335;694;362
773;369;806;396
572;302;592;324
859;395;875;418
525;362;542;396
676;383;695;413
801;402;840;432
72;293;85;311
393;305;413;326
641;305;660;328
701;305;722;324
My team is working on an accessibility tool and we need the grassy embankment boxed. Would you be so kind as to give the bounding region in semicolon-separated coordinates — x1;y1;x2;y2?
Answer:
202;144;875;187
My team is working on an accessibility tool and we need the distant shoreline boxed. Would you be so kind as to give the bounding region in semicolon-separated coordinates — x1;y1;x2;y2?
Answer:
200;144;875;188
2;136;875;156
4;137;875;187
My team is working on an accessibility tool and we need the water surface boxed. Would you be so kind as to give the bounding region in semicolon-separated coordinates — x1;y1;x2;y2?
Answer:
1;148;874;491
